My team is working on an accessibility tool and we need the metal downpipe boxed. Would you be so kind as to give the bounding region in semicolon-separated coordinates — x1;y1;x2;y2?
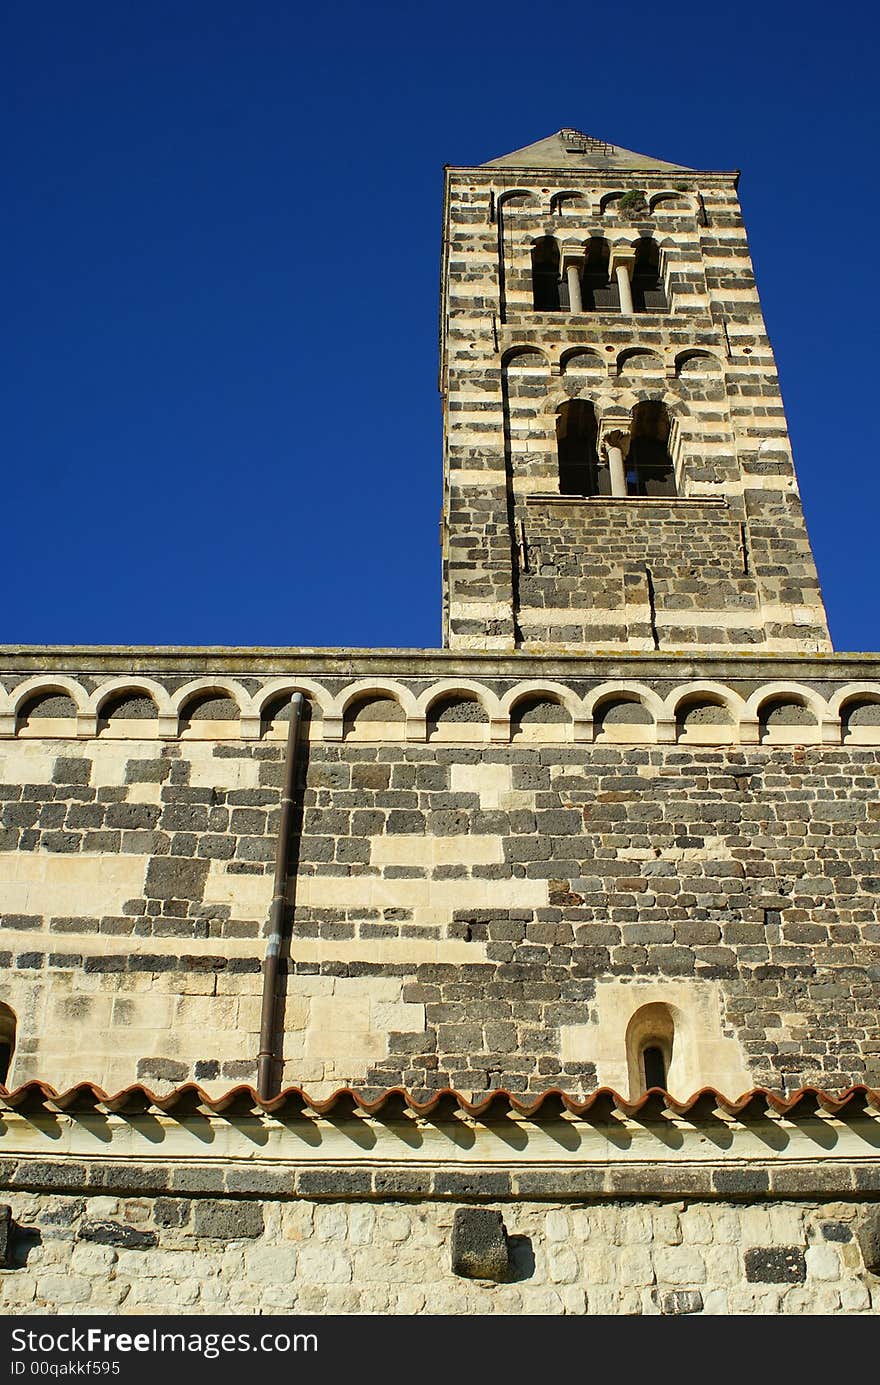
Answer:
256;691;304;1100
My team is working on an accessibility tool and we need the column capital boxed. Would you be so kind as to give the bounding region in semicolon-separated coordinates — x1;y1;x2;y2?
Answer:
598;416;631;457
608;245;636;274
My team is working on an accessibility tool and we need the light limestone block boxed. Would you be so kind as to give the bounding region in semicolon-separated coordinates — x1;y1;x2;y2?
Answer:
244;1244;298;1284
204;860;272;919
0;851;147;919
653;1247;707;1285
806;1243;841;1281
370;834;504;867
71;1243;118;1274
187;749;260;790
297;1245;352;1285
36;1274;91;1305
545;1210;569;1242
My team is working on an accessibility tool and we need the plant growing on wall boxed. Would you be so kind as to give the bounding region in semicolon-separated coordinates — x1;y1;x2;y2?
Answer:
618;189;648;217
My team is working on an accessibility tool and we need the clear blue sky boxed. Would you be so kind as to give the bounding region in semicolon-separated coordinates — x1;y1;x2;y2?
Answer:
5;2;878;652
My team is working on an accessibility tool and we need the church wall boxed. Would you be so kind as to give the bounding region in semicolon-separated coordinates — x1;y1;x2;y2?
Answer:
2;657;879;1100
1;1186;878;1316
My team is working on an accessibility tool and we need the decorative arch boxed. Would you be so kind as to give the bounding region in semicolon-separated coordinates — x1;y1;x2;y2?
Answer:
504;682;581;744
674;348;723;377
550;190;590;214
617;347;664;376
502;345;550;370
599;191;625;216
827;684;880;744
335;679;419;722
417;679;502;722
586;681;667;743
648;191;693;214
746;683;826;745
745;682;827;723
11;676;89;737
669;682;744;745
11;675;89;719
255;678;331;722
255;679;328;740
584;681;666;723
171;678;249;719
416;680;503;743
342;695;406;742
173;679;248;740
89;678;170;722
560;347;604;375
328;679;419;744
497;189;540;211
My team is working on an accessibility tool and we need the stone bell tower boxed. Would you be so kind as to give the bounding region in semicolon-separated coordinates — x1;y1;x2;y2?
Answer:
440;128;831;655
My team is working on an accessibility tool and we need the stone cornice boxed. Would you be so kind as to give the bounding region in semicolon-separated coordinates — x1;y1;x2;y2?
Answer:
1;645;879;682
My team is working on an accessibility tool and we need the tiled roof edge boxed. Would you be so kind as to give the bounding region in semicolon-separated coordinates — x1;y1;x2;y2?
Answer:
1;1082;878;1119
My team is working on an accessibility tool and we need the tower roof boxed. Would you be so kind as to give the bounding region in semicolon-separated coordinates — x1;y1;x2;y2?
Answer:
481;128;692;172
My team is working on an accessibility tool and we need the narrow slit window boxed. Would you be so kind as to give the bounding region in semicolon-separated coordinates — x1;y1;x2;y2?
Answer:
641;1044;667;1090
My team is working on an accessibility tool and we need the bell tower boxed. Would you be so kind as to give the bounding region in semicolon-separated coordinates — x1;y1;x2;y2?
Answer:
440;128;831;655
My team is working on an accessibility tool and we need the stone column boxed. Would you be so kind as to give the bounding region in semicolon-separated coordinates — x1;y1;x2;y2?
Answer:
600;426;630;498
609;248;636;315
606;443;627;497
565;262;583;314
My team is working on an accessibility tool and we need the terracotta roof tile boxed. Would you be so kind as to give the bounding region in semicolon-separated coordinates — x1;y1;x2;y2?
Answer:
0;1081;877;1120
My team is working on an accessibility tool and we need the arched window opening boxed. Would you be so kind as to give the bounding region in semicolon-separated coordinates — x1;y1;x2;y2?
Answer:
582;237;614;310
631;238;667;312
556;401;605;496
531;237;562;311
0;1005;17;1088
627;402;676;496
625;1002;675;1099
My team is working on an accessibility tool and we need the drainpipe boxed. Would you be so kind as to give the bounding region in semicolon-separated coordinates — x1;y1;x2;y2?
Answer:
256;692;304;1100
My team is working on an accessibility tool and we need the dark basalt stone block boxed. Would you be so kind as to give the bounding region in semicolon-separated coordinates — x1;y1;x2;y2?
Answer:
451;1206;511;1281
744;1246;806;1283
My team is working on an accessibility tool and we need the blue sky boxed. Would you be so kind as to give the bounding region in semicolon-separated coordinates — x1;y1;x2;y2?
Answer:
5;2;879;651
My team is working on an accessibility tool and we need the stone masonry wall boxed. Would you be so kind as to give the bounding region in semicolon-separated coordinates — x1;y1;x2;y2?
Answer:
1;1188;878;1316
519;496;758;648
441;167;831;653
1;656;879;1100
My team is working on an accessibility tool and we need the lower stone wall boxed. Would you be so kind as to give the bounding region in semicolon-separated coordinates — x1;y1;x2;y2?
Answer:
2;1190;877;1315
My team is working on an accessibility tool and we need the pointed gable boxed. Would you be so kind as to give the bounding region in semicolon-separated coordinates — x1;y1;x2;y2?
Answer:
482;128;692;172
